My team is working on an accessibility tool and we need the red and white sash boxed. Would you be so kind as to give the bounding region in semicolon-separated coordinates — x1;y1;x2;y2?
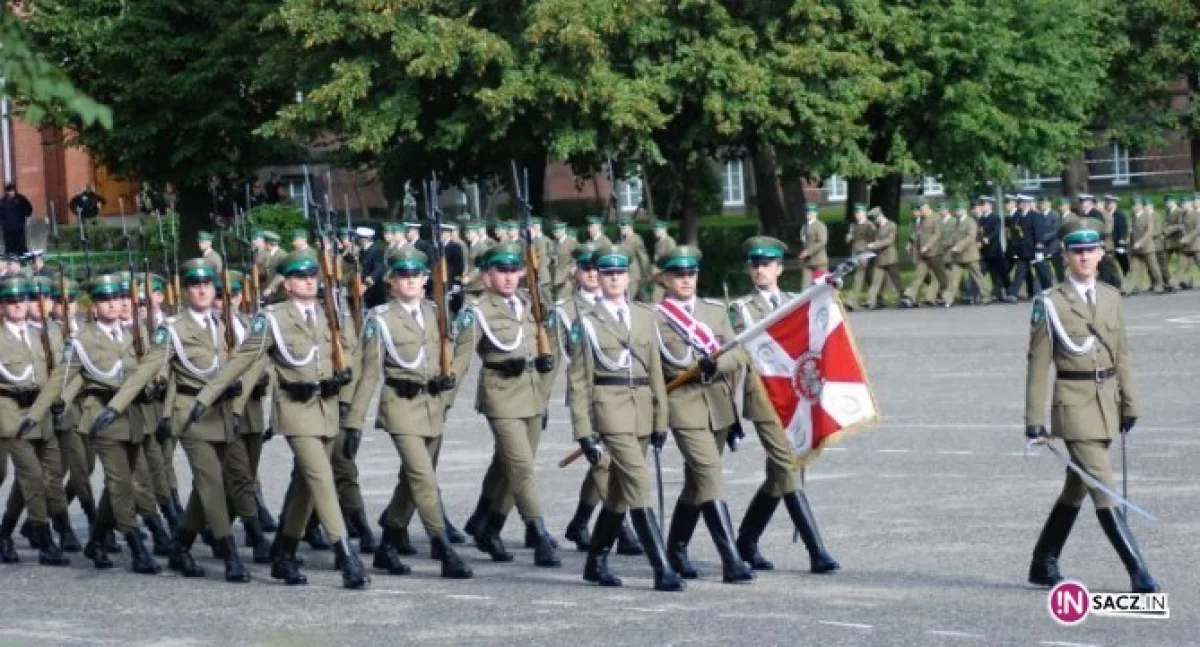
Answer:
656;300;720;356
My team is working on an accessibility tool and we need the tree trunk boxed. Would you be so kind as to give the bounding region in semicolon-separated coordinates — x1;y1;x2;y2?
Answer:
1060;157;1089;196
752;141;788;237
873;173;903;222
175;181;216;258
845;180;871;221
680;202;700;245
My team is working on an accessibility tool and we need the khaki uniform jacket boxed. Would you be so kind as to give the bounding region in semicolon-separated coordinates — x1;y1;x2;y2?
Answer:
803;219;828;268
112;310;236;442
655;298;743;430
548;291;598;406
934;215;957;257
39;323;146;442
1182;209;1200;253
194;302;352;438
549;236;576;293
869;220;898;266
729;291;788;423
1131;210;1154;253
1;321;62;439
567;301;668;440
202;248;224;273
231;312;272;435
1025;282;1137;441
617;234;651;291
588;233;613;249
951;216;981;263
1149;210;1165;252
451;292;547;419
1165;207;1187;250
911;216;938;258
347;301;447;437
847;221;876;254
464;240;493;294
652;234;677;269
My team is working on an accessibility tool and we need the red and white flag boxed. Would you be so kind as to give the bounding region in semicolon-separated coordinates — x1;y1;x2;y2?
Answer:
742;283;878;464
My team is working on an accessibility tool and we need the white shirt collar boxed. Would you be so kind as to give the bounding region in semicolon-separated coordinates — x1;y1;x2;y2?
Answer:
186;307;210;329
96;319;123;340
666;296;696;312
4;320;28;341
1067;274;1097;303
756;286;781;302
579;290;599;305
599;298;630;327
293;301;317;321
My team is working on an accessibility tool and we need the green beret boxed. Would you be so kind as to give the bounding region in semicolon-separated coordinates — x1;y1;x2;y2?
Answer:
484;241;524;269
651;219;668;229
0;276;30;299
572;242;597;266
33;276;54;296
659;245;702;271
51;277;79;300
1059;196;1072;205
593;243;630;270
617;217;632;227
743;236;787;261
528;217;542;226
262;230;281;243
586;215;604;225
181;258;216;283
115;271;132;296
805;204;819;214
853;203;866;212
217;270;244;294
383;222;403;234
1059;220;1102;249
465;221;484;232
548;220;567;231
148;273;167;293
277;249;320;276
387;247;429;273
403;220;421;230
502;221;519;231
198;231;215;243
251;230;264;240
88;274;124;298
953;200;968;210
935;201;948;210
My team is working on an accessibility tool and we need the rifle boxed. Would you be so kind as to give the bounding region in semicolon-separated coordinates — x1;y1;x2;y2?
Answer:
425;172;452;375
217;230;237;352
128;270;146;360
143;259;160;333
36;272;55;373
345;195;363;337
315;229;348;374
510;160;551;357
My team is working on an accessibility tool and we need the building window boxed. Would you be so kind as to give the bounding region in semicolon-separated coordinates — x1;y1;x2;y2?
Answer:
617;175;644;212
722;159;745;207
1017;168;1042;190
826;175;847;202
922;176;945;197
1112;144;1130;186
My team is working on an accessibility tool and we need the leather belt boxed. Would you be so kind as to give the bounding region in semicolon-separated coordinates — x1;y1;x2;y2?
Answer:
177;382;243;401
1058;368;1114;382
484;358;534;378
278;377;342;402
0;389;39;408
593;376;649;388
385;377;426;399
82;386;117;401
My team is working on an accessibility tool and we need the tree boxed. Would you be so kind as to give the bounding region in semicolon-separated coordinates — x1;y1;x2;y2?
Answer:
0;8;110;128
26;0;297;250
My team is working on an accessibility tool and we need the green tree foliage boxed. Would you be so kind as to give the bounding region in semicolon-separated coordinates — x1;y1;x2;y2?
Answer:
0;10;110;128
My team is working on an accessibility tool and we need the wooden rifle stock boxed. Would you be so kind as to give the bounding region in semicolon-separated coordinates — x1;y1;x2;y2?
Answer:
523;241;551;356
317;242;347;372
129;272;146;359
220;264;237;352
431;255;452;375
58;273;73;340
349;264;363;337
37;290;55;372
248;265;261;315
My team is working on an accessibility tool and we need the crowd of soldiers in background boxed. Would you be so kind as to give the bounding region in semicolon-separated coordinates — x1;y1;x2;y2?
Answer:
828;192;1200;310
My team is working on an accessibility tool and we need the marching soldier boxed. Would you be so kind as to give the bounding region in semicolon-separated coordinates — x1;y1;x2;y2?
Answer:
846;204;877;310
1126;197;1165;294
1025;220;1159;594
547;220;576;301
550;244;644;556
647;220;677;303
1041;195;1064;283
1151;198;1172;289
566;243;683;592
344;247;473;579
1177;194;1200;289
615;217;651;299
0;277;71;566
798;204;827;287
98;260;250;583
944;200;992;306
585;216;612;247
1080;195;1120;289
864;207;902;309
450;241;561;567
190;249;369;589
727;238;840;575
37;274;162;574
198;231;224;274
900;203;939;308
654;245;754;584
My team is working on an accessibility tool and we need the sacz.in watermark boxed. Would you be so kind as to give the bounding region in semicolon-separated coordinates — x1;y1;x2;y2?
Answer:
1048;581;1169;626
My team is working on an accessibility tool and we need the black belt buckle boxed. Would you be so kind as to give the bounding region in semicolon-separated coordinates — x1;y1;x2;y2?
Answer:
318;379;340;399
1094;368;1106;384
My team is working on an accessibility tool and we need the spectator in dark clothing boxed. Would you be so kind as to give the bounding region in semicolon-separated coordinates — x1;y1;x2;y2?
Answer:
0;183;35;255
69;184;105;222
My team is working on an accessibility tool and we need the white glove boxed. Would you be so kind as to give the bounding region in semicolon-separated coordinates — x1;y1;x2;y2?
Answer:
1034;252;1044;262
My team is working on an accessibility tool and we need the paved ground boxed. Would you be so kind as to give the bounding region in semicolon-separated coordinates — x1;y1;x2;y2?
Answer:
1;291;1196;647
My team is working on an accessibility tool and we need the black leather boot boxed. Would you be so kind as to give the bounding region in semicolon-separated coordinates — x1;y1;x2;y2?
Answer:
20;518;35;548
701;501;755;584
524;520;560;550
333;538;370;589
736;492;780;570
442;500;466;545
35;523;70;566
666;502;702;579
615;519;644;556
474;512;514;562
241;516;272;564
583;508;623;587
1097;508;1160;593
83;521;115;569
349;510;378;554
216;535;250;583
394;528;417;555
1028;502;1079;587
168;529;207;577
143;514;174;557
345;508;360;540
527;518;561;567
462;494;490;538
629;508;685;592
783;491;840;573
431;533;473;579
269;533;307;585
0;514;19;563
304;515;331;550
52;512;82;553
564;501;595;552
159;502;180;544
125;529;162;575
254;484;277;533
373;526;412;575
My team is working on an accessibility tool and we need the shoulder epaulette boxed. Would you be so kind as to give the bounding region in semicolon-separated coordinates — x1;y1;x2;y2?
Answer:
263;303;280;312
632;302;656;314
701;298;725;307
730;296;753;308
1096;282;1121;296
164;315;180;325
371;303;390;314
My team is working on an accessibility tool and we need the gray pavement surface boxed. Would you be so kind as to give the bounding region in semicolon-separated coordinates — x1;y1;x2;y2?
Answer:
1;292;1197;646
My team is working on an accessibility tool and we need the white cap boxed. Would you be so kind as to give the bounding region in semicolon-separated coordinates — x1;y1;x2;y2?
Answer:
354;226;375;238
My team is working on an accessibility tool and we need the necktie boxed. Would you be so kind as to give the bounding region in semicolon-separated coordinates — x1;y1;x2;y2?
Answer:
305;308;316;331
769;294;780;311
509;297;519;318
617;307;627;330
19;327;29;349
409;307;423;330
684;303;693;315
1086;288;1096;315
111;327;122;343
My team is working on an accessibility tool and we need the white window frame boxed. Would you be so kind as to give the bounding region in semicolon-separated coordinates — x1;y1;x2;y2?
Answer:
1112;144;1131;186
826;175;847;202
1017;167;1043;190
722;159;745;207
922;176;945;197
617;174;644;213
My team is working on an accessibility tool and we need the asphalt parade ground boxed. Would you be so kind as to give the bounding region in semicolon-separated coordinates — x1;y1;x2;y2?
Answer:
1;293;1197;647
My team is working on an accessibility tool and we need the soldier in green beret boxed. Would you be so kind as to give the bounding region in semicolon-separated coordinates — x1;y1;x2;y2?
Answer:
647;219;676;303
615;218;651;300
1126;197;1165;294
727;237;840;574
547;220;577;301
846;205;877;310
585;215;611;247
198;231;224;274
799;204;827;287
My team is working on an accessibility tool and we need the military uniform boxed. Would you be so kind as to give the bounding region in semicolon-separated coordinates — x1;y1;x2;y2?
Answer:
865;214;902;308
193;249;368;589
1177;199;1200;288
450;241;560;567
800;209;828;287
945;206;991;305
900;209;941;307
844;213;876;309
648;222;676;303
1126;198;1164;293
615;221;651;299
1024;220;1158;594
654;246;754;584
0;277;71;566
566;243;681;591
547;225;577;301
